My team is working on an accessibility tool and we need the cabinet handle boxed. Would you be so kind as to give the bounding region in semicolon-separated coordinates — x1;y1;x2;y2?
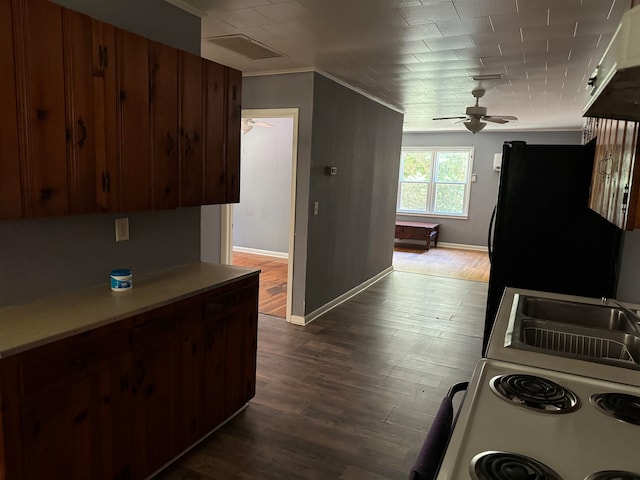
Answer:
98;45;108;69
40;188;53;200
77;118;87;148
165;131;174;156
185;134;192;156
102;172;111;193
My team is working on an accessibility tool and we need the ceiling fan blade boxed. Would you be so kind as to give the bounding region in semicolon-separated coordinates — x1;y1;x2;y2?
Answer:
432;116;467;121
483;117;509;124
486;115;518;121
252;120;273;128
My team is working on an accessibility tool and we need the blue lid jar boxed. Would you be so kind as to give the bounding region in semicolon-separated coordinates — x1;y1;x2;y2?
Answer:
110;268;132;291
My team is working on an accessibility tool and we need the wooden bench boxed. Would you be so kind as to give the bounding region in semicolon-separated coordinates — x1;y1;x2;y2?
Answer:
395;221;440;251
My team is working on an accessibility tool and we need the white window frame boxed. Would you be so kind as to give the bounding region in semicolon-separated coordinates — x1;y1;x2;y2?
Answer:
396;146;474;219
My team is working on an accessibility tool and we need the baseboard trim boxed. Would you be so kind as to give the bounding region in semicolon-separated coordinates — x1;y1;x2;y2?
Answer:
233;246;289;259
290;266;394;326
438;242;488;252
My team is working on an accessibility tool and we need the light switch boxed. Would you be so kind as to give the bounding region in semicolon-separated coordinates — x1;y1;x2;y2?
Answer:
313;202;319;215
115;217;129;242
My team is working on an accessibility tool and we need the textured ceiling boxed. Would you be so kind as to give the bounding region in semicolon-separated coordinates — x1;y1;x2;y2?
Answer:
169;0;631;132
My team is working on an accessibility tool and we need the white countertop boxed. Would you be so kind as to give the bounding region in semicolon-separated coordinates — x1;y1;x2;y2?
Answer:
0;262;259;359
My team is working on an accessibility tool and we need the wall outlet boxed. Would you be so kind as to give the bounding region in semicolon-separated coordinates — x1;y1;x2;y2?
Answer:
115;217;129;242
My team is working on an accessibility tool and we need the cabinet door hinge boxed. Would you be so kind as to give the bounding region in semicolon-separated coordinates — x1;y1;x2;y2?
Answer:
622;184;630;213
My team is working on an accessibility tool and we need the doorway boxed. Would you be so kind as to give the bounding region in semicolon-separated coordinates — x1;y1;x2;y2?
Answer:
220;108;299;322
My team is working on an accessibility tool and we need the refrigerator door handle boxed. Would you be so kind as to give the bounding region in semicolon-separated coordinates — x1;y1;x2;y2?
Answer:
488;205;497;264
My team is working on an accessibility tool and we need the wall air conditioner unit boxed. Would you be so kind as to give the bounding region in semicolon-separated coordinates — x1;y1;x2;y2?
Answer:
583;4;640;121
493;153;502;172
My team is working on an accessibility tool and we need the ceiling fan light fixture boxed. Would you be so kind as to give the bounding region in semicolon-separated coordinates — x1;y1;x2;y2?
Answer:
464;119;486;134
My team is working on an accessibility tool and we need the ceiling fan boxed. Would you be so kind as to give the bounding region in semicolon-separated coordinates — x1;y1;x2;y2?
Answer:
433;89;518;134
241;118;273;134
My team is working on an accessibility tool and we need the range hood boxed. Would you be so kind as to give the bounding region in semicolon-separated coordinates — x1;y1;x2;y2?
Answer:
583;5;640;121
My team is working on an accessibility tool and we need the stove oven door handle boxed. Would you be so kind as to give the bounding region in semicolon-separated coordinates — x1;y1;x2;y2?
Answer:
409;382;468;480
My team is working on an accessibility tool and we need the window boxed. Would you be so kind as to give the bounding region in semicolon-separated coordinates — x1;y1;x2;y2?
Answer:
397;147;473;217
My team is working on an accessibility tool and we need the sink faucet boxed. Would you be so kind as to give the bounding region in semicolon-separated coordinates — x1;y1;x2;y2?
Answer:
606;298;640;328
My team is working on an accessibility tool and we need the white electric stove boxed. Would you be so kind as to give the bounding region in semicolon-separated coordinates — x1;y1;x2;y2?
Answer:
435;288;640;480
436;358;640;480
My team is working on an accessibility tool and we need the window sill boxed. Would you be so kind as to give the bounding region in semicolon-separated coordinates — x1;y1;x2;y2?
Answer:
396;212;468;221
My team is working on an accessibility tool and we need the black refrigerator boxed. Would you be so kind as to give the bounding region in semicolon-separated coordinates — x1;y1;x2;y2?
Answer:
483;140;622;354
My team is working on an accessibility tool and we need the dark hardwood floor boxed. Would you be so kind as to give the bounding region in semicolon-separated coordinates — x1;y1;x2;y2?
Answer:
157;271;486;480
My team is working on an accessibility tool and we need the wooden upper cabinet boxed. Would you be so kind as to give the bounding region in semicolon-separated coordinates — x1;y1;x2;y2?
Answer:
63;10;98;215
178;51;204;207
225;67;242;203
589;117;640;230
116;29;151;212
14;0;69;217
2;0;242;219
203;60;226;205
0;0;23;219
149;41;178;211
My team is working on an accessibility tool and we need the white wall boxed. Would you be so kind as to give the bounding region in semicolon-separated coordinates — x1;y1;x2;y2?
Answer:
234;117;294;254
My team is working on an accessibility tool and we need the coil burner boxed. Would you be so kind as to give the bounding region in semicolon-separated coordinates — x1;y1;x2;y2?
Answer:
489;374;580;413
470;451;562;480
590;393;640;426
585;472;640;480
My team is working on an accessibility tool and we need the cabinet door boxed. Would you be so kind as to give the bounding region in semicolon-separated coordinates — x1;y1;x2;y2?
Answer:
0;0;23;219
21;365;124;480
92;20;118;212
18;325;131;480
225;67;242;203
178;51;204;207
131;309;179;478
203;283;258;427
202;299;227;432
224;284;258;416
63;9;98;215
175;303;203;451
203;60;226;204
149;41;178;211
14;0;69;217
116;29;151;212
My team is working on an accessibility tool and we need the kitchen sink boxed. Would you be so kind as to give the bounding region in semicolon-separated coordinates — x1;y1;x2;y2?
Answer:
506;295;640;370
519;296;640;333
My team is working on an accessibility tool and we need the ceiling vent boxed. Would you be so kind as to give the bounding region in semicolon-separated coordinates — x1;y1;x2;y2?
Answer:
205;34;285;60
471;74;504;81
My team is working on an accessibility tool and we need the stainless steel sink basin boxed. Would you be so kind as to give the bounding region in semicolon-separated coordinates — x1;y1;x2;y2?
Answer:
520;296;640;333
506;295;640;370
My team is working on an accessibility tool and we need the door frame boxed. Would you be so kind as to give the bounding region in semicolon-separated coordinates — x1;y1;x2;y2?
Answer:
220;108;299;323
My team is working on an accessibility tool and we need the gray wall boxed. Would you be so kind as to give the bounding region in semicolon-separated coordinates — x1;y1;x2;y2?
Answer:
0;0;202;307
234;117;294;254
305;74;404;313
400;130;584;246
242;73;315;317
617;231;640;303
51;0;201;54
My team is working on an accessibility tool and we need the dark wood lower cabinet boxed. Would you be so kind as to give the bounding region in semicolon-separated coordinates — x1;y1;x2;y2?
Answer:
0;274;258;480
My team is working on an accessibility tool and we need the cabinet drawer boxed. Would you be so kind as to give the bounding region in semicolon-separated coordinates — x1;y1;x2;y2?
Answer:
19;327;128;400
131;312;180;353
204;285;258;320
